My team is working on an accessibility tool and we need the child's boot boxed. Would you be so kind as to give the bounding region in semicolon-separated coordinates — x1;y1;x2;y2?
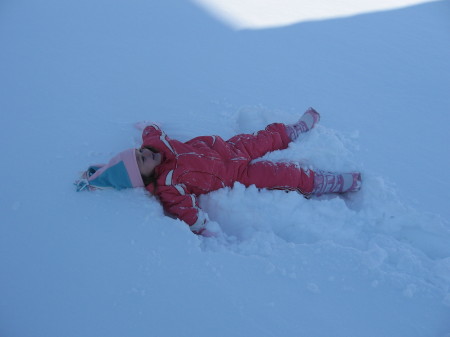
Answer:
286;107;321;141
312;171;361;196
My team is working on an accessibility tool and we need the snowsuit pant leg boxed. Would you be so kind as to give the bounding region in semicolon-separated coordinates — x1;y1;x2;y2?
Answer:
225;122;314;193
226;123;291;160
238;161;315;195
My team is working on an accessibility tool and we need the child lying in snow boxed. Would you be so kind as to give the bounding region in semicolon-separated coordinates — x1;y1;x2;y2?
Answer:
76;108;361;236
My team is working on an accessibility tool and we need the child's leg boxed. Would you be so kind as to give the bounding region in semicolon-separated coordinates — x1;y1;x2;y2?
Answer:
227;123;291;160
311;171;362;195
286;107;320;141
226;108;320;160
238;162;361;196
238;161;315;195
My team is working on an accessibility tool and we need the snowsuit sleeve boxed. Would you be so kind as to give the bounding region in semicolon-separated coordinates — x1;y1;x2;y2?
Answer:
142;124;163;141
156;184;207;234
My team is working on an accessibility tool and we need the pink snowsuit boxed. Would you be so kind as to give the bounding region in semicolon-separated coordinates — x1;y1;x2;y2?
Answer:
142;123;314;234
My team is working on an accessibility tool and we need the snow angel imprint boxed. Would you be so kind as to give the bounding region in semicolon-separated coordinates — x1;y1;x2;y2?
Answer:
76;108;362;236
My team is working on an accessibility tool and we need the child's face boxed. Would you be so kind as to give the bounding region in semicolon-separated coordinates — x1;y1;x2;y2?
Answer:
135;148;162;177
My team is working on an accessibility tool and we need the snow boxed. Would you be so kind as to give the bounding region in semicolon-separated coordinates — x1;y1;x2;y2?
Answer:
1;0;450;336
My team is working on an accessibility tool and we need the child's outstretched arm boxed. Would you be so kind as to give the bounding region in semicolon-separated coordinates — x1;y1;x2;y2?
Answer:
157;184;208;235
142;124;163;141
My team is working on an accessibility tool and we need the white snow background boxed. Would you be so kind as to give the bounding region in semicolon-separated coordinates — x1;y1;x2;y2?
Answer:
1;0;450;336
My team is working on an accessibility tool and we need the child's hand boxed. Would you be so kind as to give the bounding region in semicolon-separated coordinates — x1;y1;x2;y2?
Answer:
200;229;218;238
198;220;221;238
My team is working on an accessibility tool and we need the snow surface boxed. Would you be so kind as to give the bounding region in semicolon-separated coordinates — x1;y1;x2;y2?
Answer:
1;0;450;336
